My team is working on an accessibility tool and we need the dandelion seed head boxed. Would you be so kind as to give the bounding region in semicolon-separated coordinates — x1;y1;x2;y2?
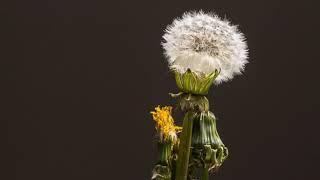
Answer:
162;11;248;83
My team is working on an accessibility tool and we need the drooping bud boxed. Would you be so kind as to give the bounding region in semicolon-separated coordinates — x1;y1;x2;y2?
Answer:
190;112;228;174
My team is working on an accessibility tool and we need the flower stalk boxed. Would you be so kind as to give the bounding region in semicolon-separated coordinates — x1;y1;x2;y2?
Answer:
175;111;194;180
201;166;209;180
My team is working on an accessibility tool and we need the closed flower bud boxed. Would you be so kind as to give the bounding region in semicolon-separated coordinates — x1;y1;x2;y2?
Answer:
190;112;228;172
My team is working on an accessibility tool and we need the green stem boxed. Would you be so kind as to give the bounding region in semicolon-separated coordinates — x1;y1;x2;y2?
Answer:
201;166;209;180
175;111;194;180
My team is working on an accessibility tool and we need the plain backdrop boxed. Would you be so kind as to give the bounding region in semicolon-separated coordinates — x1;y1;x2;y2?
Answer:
1;0;319;179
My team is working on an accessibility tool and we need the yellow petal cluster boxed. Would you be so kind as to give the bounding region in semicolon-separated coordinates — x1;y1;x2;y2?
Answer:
150;106;182;141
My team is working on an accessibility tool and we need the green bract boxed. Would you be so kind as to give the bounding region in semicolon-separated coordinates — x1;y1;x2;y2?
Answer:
190;112;228;172
152;142;175;180
174;69;219;95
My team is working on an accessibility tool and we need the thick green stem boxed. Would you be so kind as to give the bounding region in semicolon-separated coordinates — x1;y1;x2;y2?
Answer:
175;111;194;180
201;166;209;180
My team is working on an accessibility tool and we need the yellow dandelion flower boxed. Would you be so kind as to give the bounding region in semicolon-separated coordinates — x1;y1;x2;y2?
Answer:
150;106;182;142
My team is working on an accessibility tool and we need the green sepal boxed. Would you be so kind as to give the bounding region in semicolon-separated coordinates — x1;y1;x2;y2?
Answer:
157;142;172;166
174;69;219;95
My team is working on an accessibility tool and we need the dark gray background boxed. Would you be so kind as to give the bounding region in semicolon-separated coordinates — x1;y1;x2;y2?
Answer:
1;0;319;179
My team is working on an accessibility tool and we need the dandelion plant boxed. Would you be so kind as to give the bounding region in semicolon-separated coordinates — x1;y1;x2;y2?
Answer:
150;11;248;180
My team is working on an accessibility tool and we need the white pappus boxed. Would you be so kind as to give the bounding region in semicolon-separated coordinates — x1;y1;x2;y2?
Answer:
162;11;248;83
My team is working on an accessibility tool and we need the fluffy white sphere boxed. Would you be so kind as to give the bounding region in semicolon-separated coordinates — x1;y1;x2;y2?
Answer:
162;11;248;83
